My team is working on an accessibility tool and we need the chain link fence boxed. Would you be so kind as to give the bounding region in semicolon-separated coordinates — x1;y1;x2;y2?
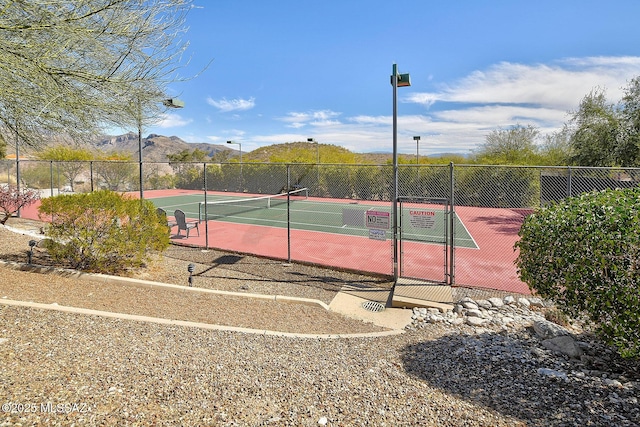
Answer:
4;158;639;293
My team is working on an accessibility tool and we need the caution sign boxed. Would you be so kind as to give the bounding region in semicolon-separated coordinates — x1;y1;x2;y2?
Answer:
366;210;390;230
409;210;436;229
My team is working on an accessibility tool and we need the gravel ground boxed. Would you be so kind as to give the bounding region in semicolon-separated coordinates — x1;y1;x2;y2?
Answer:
0;220;390;335
1;218;639;426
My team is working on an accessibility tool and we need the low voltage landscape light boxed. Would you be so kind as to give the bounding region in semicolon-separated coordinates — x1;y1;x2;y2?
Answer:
187;263;195;287
28;240;37;264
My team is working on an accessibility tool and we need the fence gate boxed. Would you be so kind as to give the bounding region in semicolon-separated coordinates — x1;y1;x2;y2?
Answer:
398;196;453;286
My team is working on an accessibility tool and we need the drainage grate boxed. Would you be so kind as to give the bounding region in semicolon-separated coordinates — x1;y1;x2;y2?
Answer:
361;301;385;312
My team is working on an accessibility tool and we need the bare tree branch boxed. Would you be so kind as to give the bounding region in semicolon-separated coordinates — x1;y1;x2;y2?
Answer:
0;0;194;149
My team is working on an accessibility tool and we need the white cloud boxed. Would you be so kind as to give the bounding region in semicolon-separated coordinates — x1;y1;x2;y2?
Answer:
207;97;256;112
155;113;192;128
391;56;640;154
278;110;342;128
408;56;640;110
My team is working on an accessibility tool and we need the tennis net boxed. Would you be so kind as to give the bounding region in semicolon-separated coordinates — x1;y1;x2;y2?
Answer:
198;187;308;221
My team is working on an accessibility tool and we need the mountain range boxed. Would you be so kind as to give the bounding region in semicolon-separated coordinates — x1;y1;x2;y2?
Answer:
87;133;464;163
91;133;231;162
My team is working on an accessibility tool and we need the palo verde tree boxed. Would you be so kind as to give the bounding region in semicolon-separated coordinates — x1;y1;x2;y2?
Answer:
0;0;193;153
472;124;541;165
37;146;94;191
93;151;137;191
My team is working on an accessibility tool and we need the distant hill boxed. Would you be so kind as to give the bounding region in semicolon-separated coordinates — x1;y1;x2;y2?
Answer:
82;134;467;164
90;133;230;162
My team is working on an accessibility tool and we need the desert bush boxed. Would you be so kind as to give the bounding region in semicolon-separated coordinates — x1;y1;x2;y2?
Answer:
515;187;640;358
38;190;169;274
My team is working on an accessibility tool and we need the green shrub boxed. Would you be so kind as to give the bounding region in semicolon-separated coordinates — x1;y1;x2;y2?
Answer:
515;187;640;358
38;190;170;274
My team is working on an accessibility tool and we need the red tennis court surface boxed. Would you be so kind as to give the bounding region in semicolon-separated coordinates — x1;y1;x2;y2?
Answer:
17;190;530;295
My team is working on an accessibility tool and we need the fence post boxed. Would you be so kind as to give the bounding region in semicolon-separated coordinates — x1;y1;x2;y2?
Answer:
567;166;572;198
203;162;209;249
50;161;54;197
287;164;291;263
449;162;455;285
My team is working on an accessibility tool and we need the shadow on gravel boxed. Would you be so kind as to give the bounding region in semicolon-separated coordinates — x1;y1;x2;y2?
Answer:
400;330;640;427
165;245;393;293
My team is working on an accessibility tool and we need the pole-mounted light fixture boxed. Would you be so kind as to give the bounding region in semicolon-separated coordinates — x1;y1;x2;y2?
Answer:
391;64;411;282
413;136;421;164
139;98;185;201
308;138;320;183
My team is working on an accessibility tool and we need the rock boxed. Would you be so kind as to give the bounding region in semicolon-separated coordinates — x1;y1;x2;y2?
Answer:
542;335;583;358
466;317;487;327
537;368;568;380
462;301;479;310
476;299;493;309
533;319;570;339
528;297;545;307
466;308;483;318
504;296;516;305
517;297;531;308
488;297;504;308
603;378;623;388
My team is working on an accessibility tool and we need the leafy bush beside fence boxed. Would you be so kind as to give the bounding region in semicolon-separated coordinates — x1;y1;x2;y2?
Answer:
38;190;170;274
516;187;640;358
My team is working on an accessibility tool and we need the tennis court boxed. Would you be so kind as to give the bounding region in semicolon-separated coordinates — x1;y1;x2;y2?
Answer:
150;189;477;249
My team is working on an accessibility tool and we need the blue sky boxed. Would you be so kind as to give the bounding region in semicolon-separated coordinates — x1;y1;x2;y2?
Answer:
146;0;640;156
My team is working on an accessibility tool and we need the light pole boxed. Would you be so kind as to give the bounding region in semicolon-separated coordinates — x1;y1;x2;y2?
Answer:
227;141;242;190
391;63;411;281
307;137;320;184
138;98;184;200
413;136;421;164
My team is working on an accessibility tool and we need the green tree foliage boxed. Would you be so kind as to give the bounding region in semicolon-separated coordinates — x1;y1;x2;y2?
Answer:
472;124;541;165
248;142;357;164
0;186;40;224
568;88;620;166
516;188;640;358
37;145;94;191
0;0;192;148
94;151;136;191
167;148;210;163
618;76;640;166
0;134;6;158
167;149;208;189
38;190;169;273
539;127;572;166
